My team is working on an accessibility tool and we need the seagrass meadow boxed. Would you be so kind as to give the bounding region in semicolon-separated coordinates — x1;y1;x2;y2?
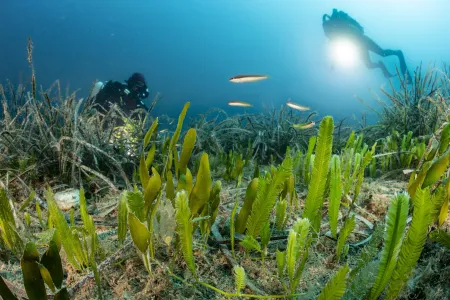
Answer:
1;42;450;300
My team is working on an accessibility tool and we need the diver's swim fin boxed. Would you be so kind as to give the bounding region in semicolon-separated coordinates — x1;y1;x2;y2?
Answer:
396;50;412;84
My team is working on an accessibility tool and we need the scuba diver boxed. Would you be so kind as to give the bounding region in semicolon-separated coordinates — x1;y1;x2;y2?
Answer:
322;9;412;83
88;72;151;157
89;72;150;115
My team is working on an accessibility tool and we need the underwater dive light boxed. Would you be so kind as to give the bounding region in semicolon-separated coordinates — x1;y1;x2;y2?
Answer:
329;38;361;68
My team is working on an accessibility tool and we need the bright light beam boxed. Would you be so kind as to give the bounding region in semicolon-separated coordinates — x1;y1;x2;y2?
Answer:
329;38;360;69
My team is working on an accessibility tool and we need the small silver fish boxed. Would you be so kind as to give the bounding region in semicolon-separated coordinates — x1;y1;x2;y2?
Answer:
229;74;268;83
286;100;310;111
159;129;168;133
293;121;315;130
228;101;253;107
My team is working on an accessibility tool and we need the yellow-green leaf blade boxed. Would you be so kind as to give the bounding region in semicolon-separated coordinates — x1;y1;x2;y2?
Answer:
246;153;293;238
235;178;259;234
118;192;128;244
128;212;150;254
329;155;342;238
169;102;190;152
303;116;334;232
175;190;196;276
38;264;56;292
144;169;162;217
387;187;433;299
179;128;197;177
369;193;409;300
189;153;212;216
21;242;48;300
317;264;350;300
40;240;63;289
439;198;449;227
234;265;246;294
143;118;159;149
422;151;450;188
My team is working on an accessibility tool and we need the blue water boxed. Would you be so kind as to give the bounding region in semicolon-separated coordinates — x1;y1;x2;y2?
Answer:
1;0;449;123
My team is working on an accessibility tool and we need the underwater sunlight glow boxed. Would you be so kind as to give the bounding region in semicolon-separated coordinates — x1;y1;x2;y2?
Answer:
329;38;360;69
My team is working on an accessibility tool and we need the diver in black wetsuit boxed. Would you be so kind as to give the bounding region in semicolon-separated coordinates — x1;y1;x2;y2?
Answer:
322;9;412;83
90;72;150;115
88;73;151;157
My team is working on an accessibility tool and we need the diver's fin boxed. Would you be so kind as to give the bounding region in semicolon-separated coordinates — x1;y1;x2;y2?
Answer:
395;51;412;84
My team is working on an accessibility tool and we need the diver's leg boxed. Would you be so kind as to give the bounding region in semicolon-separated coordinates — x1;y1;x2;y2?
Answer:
360;49;395;78
362;36;411;82
377;60;396;79
381;49;411;82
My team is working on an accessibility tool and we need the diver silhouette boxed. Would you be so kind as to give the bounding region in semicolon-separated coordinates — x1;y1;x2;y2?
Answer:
89;72;150;115
87;73;151;156
323;9;412;83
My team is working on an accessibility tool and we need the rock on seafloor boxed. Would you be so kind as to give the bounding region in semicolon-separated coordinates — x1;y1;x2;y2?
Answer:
54;188;80;210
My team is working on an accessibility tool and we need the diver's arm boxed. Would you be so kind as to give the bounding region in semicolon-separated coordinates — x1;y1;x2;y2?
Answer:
96;81;127;107
105;81;126;94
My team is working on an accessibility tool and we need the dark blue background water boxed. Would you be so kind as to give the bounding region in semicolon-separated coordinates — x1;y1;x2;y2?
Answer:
1;0;448;123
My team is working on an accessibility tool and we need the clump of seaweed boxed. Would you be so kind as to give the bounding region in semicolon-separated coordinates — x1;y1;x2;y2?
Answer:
189;105;319;165
359;64;450;141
